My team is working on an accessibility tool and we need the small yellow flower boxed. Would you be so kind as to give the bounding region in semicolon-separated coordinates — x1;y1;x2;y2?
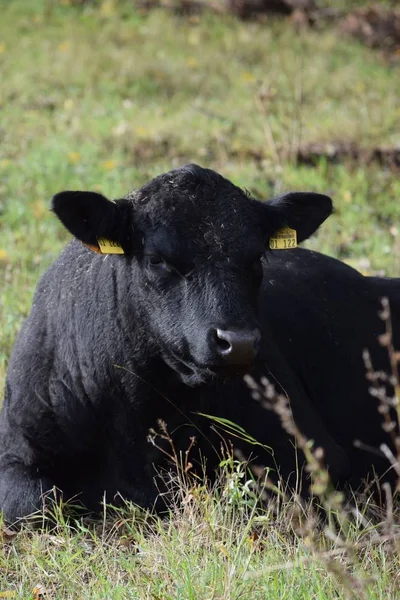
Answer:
135;126;148;137
68;151;81;164
0;159;10;168
100;0;116;18
241;71;256;83
188;31;200;46
64;98;74;110
32;200;46;220
186;56;198;68
0;43;5;53
58;41;70;53
102;159;117;171
343;190;352;203
0;249;10;261
135;126;148;138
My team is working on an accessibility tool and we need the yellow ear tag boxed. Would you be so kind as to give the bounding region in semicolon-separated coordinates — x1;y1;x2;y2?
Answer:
97;237;124;255
269;227;297;250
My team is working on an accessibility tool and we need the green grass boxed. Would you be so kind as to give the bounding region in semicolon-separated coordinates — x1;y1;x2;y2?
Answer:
1;1;400;597
0;469;399;600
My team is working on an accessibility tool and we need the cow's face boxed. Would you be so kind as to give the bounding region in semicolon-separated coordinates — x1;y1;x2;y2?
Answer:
52;164;332;385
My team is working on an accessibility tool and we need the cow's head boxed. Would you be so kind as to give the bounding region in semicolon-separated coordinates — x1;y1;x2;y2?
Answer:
52;164;332;385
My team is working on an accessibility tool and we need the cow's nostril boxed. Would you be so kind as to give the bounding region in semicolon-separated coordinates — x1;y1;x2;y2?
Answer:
213;328;260;365
215;329;233;355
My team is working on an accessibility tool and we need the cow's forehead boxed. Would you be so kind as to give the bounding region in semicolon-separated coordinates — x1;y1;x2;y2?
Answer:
142;215;265;261
135;191;260;228
127;167;264;258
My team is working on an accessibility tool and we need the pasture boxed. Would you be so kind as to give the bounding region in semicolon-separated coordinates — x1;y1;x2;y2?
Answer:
0;1;400;597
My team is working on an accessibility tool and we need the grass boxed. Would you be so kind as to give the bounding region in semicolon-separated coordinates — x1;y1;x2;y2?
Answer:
0;467;400;599
1;0;400;597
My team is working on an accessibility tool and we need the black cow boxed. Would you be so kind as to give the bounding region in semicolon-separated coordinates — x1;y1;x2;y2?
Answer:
0;164;397;524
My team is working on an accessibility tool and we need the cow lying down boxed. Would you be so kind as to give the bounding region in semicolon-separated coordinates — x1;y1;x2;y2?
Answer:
0;164;398;524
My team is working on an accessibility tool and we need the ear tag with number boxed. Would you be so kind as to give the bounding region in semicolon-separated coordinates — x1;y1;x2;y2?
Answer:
97;237;124;255
269;227;297;250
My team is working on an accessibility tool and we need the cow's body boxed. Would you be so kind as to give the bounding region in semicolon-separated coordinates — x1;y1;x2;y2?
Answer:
259;250;398;488
0;165;398;524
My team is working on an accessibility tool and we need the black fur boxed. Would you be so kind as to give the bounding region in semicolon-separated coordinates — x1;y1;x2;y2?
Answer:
0;164;397;524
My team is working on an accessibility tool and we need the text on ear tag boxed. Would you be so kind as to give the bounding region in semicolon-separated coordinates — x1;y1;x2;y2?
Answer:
269;227;297;250
97;237;124;254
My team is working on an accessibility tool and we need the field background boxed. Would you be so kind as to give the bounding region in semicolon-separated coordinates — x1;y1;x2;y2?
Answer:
0;0;400;598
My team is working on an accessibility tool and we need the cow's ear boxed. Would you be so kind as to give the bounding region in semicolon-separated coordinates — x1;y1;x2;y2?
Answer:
264;192;333;244
51;191;132;253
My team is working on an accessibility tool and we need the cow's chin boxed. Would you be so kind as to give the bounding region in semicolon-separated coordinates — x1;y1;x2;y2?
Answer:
164;353;253;386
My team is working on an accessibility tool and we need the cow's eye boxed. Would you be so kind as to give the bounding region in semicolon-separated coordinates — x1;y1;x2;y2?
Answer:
148;255;164;267
146;254;171;273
